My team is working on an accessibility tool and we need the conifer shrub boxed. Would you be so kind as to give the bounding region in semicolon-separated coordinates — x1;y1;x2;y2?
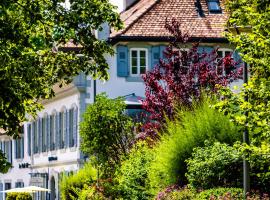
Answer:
149;99;240;193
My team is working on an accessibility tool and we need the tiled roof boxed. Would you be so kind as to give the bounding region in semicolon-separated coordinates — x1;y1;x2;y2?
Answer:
111;0;228;40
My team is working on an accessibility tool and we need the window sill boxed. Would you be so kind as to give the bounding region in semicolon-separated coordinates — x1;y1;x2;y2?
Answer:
60;149;66;153
15;158;23;162
126;76;143;82
42;152;48;156
69;146;77;152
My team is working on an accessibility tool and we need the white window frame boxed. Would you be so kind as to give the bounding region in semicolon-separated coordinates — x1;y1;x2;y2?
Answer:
216;48;233;75
130;48;148;76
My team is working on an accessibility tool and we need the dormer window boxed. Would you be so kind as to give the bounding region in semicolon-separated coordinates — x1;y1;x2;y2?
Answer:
208;0;222;13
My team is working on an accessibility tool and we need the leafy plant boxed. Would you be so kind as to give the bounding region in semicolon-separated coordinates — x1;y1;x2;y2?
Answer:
149;99;240;193
141;18;240;140
115;142;154;200
216;0;270;144
0;150;12;173
80;93;134;175
0;0;122;137
196;188;243;200
6;193;32;200
60;162;97;200
186;142;242;189
156;186;196;200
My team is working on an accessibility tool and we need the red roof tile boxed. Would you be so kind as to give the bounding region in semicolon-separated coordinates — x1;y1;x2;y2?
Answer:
111;0;228;39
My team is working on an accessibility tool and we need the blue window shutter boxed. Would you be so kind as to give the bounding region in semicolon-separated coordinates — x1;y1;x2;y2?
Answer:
160;45;167;59
47;115;50;151
117;45;129;77
151;46;160;70
9;140;12;164
65;110;70;148
73;107;78;147
38;118;42;153
65;110;69;148
21;137;24;159
56;113;60;150
233;50;242;67
0;182;3;200
32;122;35;154
14;140;17;159
27;124;31;156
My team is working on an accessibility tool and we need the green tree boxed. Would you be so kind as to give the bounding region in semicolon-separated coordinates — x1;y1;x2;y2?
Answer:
0;0;122;136
80;93;134;175
217;0;270;144
0;150;12;173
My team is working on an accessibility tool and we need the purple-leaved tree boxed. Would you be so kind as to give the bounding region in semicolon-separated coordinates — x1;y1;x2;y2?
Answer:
139;19;242;140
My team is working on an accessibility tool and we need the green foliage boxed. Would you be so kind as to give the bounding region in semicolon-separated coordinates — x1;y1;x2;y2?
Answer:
77;186;107;200
158;187;196;200
186;142;242;189
0;0;122;136
219;0;270;144
60;162;97;200
80;93;134;174
0;150;12;173
196;188;243;200
115;142;154;200
6;193;32;200
149;99;240;193
237;142;270;193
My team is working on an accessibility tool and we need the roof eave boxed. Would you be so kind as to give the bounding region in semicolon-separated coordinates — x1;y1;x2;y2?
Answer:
109;36;229;45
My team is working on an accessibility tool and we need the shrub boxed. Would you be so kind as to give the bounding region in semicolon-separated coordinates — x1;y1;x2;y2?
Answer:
80;93;134;175
60;162;97;200
6;193;32;200
115;142;154;200
149;99;240;193
156;186;196;200
196;188;243;200
241;142;270;193
186;142;242;189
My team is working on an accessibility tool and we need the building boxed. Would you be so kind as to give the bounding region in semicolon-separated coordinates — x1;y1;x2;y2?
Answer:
0;0;242;199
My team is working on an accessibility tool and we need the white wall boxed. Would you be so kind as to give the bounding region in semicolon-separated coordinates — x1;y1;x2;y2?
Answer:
110;0;124;12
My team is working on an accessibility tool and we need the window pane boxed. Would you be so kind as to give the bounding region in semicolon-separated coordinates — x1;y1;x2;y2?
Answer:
140;67;146;74
217;51;223;58
132;50;137;58
209;2;220;11
225;51;231;57
140;50;146;58
132;67;137;74
132;57;137;67
140;57;146;66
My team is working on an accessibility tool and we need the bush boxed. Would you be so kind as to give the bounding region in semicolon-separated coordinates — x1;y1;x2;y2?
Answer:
186;142;242;189
80;93;134;175
156;186;196;200
115;142;154;200
149;100;240;193
196;188;243;200
6;193;32;200
60;162;97;200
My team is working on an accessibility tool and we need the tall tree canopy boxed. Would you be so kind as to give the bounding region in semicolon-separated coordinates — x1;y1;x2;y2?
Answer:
216;0;270;144
0;0;122;136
